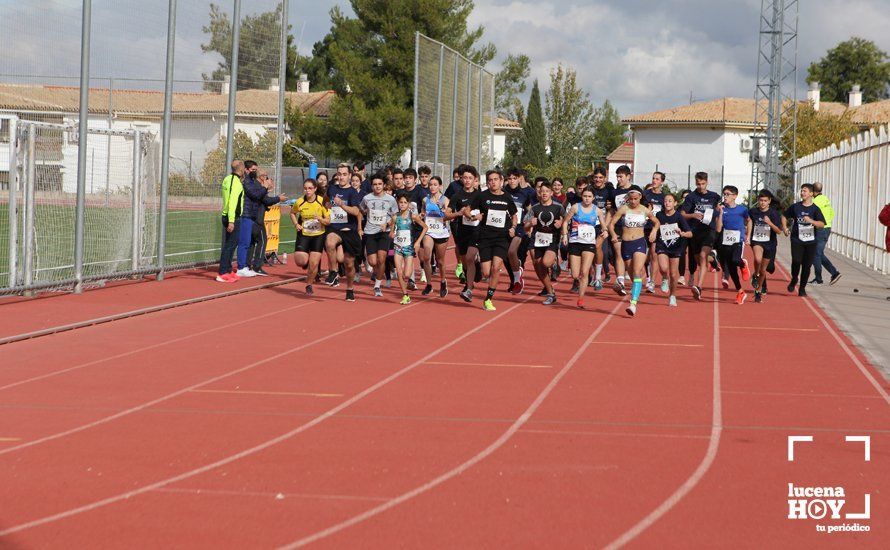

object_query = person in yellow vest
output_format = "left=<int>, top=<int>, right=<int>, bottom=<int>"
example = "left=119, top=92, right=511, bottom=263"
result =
left=217, top=160, right=245, bottom=282
left=812, top=182, right=842, bottom=285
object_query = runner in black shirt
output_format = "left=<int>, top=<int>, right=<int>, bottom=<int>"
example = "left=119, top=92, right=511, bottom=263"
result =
left=448, top=166, right=481, bottom=285
left=527, top=181, right=565, bottom=304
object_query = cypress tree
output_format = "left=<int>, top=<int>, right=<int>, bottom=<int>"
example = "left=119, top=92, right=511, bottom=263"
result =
left=520, top=80, right=547, bottom=171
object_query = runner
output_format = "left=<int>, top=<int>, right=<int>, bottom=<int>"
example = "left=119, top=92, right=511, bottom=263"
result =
left=359, top=174, right=398, bottom=297
left=609, top=186, right=660, bottom=316
left=610, top=165, right=635, bottom=293
left=681, top=172, right=722, bottom=300
left=655, top=193, right=692, bottom=306
left=677, top=189, right=691, bottom=286
left=527, top=181, right=565, bottom=304
left=325, top=163, right=363, bottom=301
left=562, top=188, right=607, bottom=309
left=715, top=185, right=752, bottom=304
left=644, top=171, right=667, bottom=293
left=783, top=183, right=826, bottom=297
left=505, top=168, right=536, bottom=294
left=448, top=166, right=482, bottom=288
left=391, top=195, right=428, bottom=305
left=290, top=179, right=330, bottom=295
left=418, top=165, right=432, bottom=190
left=589, top=167, right=613, bottom=285
left=460, top=169, right=518, bottom=311
left=419, top=176, right=452, bottom=298
left=747, top=189, right=785, bottom=303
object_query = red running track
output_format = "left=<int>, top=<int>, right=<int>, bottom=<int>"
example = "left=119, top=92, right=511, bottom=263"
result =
left=0, top=257, right=887, bottom=548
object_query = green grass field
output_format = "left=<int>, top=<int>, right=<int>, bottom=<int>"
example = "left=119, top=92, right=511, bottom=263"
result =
left=0, top=204, right=298, bottom=288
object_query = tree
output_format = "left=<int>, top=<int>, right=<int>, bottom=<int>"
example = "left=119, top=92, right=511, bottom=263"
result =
left=495, top=53, right=530, bottom=119
left=516, top=80, right=547, bottom=171
left=807, top=37, right=890, bottom=103
left=290, top=0, right=495, bottom=162
left=589, top=100, right=627, bottom=165
left=201, top=3, right=288, bottom=92
left=782, top=103, right=860, bottom=163
left=200, top=130, right=279, bottom=185
left=545, top=65, right=596, bottom=170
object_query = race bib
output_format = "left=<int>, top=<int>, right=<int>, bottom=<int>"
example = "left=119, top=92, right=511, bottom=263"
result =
left=577, top=224, right=597, bottom=244
left=659, top=223, right=680, bottom=242
left=651, top=203, right=662, bottom=215
left=426, top=218, right=444, bottom=234
left=625, top=212, right=646, bottom=228
left=614, top=194, right=627, bottom=208
left=798, top=224, right=815, bottom=242
left=513, top=200, right=525, bottom=213
left=753, top=224, right=771, bottom=242
left=722, top=229, right=741, bottom=246
left=395, top=229, right=412, bottom=247
left=700, top=207, right=714, bottom=226
left=368, top=209, right=387, bottom=226
left=462, top=209, right=480, bottom=226
left=302, top=218, right=321, bottom=233
left=331, top=206, right=348, bottom=224
left=534, top=232, right=554, bottom=247
left=486, top=209, right=507, bottom=228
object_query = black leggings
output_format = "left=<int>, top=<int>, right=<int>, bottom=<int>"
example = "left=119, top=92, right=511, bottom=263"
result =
left=718, top=243, right=744, bottom=290
left=790, top=240, right=817, bottom=292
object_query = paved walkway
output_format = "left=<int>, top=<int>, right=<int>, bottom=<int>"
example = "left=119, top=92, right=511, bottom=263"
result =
left=777, top=245, right=890, bottom=380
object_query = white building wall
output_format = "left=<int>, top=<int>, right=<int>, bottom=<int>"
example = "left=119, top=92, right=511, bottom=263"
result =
left=631, top=126, right=727, bottom=193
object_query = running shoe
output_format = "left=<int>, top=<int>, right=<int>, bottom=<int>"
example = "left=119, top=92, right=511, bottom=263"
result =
left=254, top=268, right=269, bottom=277
left=325, top=271, right=338, bottom=286
left=306, top=284, right=314, bottom=296
left=736, top=290, right=747, bottom=305
left=455, top=263, right=464, bottom=279
left=787, top=278, right=797, bottom=293
left=762, top=279, right=769, bottom=295
left=626, top=303, right=637, bottom=316
left=407, top=279, right=417, bottom=291
left=660, top=279, right=669, bottom=293
left=754, top=291, right=762, bottom=303
left=353, top=273, right=361, bottom=284
left=420, top=271, right=427, bottom=283
left=588, top=276, right=596, bottom=288
left=236, top=267, right=257, bottom=278
left=482, top=299, right=496, bottom=311
left=593, top=280, right=603, bottom=291
left=668, top=295, right=678, bottom=307
left=576, top=299, right=584, bottom=309
left=460, top=288, right=473, bottom=303
left=537, top=288, right=549, bottom=297
left=551, top=263, right=561, bottom=281
left=830, top=272, right=842, bottom=285
left=559, top=260, right=569, bottom=271
left=570, top=279, right=580, bottom=294
left=692, top=285, right=702, bottom=301
left=385, top=277, right=392, bottom=288
left=709, top=250, right=721, bottom=271
left=604, top=272, right=612, bottom=283
left=751, top=275, right=759, bottom=289
left=510, top=280, right=521, bottom=294
left=543, top=294, right=557, bottom=305
left=721, top=278, right=729, bottom=290
left=458, top=273, right=467, bottom=284
left=646, top=281, right=655, bottom=294
left=215, top=275, right=234, bottom=283
left=400, top=294, right=411, bottom=305
left=345, top=289, right=355, bottom=302
left=740, top=259, right=751, bottom=281
left=613, top=281, right=627, bottom=296
left=798, top=289, right=807, bottom=297
left=373, top=287, right=383, bottom=298
left=810, top=279, right=823, bottom=285
left=517, top=274, right=525, bottom=294
left=439, top=281, right=448, bottom=298
left=677, top=275, right=686, bottom=286
left=422, top=283, right=433, bottom=296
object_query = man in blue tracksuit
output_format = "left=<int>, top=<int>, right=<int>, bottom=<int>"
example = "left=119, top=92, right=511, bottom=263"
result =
left=236, top=160, right=265, bottom=277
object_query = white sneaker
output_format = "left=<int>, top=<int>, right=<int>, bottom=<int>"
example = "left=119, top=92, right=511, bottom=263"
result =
left=236, top=268, right=257, bottom=278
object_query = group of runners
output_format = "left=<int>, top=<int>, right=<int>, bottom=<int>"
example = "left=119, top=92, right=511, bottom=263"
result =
left=284, top=161, right=835, bottom=316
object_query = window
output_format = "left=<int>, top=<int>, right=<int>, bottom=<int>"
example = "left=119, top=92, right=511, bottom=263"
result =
left=0, top=118, right=9, bottom=143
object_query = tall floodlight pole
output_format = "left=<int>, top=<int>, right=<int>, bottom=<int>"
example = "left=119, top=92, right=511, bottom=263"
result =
left=225, top=0, right=241, bottom=171
left=156, top=0, right=177, bottom=281
left=73, top=0, right=92, bottom=294
left=751, top=0, right=798, bottom=199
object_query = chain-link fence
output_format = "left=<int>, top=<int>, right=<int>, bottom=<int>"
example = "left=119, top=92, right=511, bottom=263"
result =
left=413, top=33, right=495, bottom=180
left=1, top=0, right=289, bottom=295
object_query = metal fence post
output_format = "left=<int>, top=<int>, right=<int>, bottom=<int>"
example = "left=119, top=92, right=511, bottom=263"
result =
left=433, top=44, right=444, bottom=176
left=225, top=0, right=241, bottom=172
left=23, top=124, right=36, bottom=291
left=489, top=76, right=495, bottom=168
left=477, top=66, right=483, bottom=168
left=6, top=117, right=17, bottom=289
left=274, top=0, right=288, bottom=183
left=105, top=77, right=113, bottom=208
left=465, top=63, right=471, bottom=164
left=131, top=130, right=142, bottom=271
left=73, top=0, right=92, bottom=294
left=156, top=0, right=177, bottom=281
left=411, top=31, right=420, bottom=169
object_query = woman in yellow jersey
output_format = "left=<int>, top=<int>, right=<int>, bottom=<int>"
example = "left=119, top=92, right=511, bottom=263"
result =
left=290, top=179, right=330, bottom=295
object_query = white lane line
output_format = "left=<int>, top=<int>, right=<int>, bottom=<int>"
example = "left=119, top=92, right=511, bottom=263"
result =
left=605, top=279, right=723, bottom=549
left=0, top=297, right=532, bottom=536
left=281, top=298, right=625, bottom=548
left=152, top=486, right=389, bottom=503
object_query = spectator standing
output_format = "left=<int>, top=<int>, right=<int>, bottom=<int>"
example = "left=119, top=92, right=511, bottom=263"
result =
left=249, top=169, right=286, bottom=275
left=811, top=182, right=842, bottom=285
left=216, top=160, right=245, bottom=282
left=880, top=203, right=890, bottom=252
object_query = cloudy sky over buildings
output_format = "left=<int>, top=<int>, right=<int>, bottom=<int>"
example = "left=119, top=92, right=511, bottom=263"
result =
left=3, top=0, right=889, bottom=118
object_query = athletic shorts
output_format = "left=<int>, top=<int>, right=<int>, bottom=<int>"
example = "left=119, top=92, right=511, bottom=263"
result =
left=394, top=244, right=415, bottom=257
left=454, top=227, right=478, bottom=256
left=751, top=241, right=777, bottom=255
left=295, top=233, right=325, bottom=254
left=568, top=242, right=596, bottom=256
left=333, top=229, right=363, bottom=257
left=621, top=237, right=648, bottom=261
left=365, top=232, right=392, bottom=255
left=424, top=235, right=450, bottom=246
left=533, top=247, right=558, bottom=260
left=656, top=242, right=685, bottom=259
left=690, top=228, right=717, bottom=254
left=477, top=235, right=508, bottom=263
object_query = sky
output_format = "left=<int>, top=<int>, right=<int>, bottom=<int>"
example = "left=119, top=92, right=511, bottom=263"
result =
left=1, top=0, right=889, bottom=119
